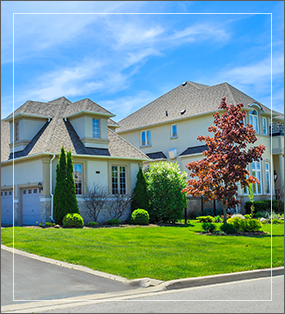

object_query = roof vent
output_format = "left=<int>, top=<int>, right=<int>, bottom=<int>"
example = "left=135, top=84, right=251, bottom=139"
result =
left=181, top=109, right=186, bottom=115
left=166, top=111, right=168, bottom=117
left=182, top=82, right=187, bottom=86
left=169, top=148, right=177, bottom=159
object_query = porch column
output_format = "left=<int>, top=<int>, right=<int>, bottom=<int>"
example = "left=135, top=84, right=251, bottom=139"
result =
left=278, top=154, right=284, bottom=188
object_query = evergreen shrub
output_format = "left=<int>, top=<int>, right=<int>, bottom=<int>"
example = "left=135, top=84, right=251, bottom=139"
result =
left=144, top=162, right=187, bottom=223
left=131, top=209, right=150, bottom=225
left=202, top=222, right=216, bottom=233
left=87, top=221, right=98, bottom=227
left=220, top=223, right=237, bottom=234
left=104, top=219, right=121, bottom=225
left=62, top=213, right=84, bottom=228
left=196, top=216, right=215, bottom=223
left=131, top=167, right=149, bottom=212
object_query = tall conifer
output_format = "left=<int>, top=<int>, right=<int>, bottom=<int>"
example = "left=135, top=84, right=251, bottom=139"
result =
left=66, top=150, right=79, bottom=215
left=131, top=167, right=149, bottom=211
left=54, top=147, right=67, bottom=224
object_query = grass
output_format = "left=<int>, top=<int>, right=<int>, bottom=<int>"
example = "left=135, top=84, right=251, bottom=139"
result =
left=1, top=222, right=284, bottom=281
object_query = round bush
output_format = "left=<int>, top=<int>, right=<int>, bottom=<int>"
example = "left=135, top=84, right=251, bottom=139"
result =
left=227, top=217, right=243, bottom=230
left=87, top=221, right=98, bottom=227
left=62, top=213, right=84, bottom=228
left=202, top=222, right=216, bottom=233
left=131, top=209, right=150, bottom=225
left=239, top=218, right=262, bottom=231
left=104, top=219, right=120, bottom=225
left=220, top=223, right=237, bottom=234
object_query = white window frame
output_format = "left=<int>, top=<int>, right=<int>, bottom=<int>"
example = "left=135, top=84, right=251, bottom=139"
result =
left=262, top=117, right=268, bottom=135
left=171, top=124, right=178, bottom=138
left=249, top=110, right=259, bottom=133
left=141, top=130, right=151, bottom=147
left=111, top=165, right=126, bottom=195
left=265, top=162, right=270, bottom=194
left=74, top=163, right=83, bottom=195
left=92, top=118, right=100, bottom=138
left=252, top=161, right=262, bottom=195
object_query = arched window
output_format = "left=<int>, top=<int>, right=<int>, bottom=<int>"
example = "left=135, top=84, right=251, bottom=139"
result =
left=249, top=109, right=259, bottom=133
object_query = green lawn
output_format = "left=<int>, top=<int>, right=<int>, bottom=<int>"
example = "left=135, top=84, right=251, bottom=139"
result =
left=1, top=222, right=284, bottom=281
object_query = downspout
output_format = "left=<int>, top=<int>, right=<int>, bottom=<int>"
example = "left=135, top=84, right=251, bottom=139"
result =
left=50, top=154, right=56, bottom=222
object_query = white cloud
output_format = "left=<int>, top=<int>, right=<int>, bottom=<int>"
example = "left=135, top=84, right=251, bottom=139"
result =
left=99, top=91, right=158, bottom=122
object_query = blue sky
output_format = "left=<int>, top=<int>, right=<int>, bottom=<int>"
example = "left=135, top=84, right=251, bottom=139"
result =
left=1, top=1, right=284, bottom=122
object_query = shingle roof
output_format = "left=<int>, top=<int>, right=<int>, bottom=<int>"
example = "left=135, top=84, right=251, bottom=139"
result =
left=117, top=81, right=283, bottom=133
left=146, top=151, right=167, bottom=160
left=179, top=145, right=209, bottom=156
left=1, top=97, right=149, bottom=162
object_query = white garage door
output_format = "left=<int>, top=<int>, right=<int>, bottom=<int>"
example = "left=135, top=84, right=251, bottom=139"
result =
left=22, top=188, right=41, bottom=225
left=1, top=190, right=13, bottom=225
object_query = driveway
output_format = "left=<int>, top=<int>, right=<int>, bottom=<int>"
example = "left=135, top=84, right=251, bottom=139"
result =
left=1, top=248, right=134, bottom=306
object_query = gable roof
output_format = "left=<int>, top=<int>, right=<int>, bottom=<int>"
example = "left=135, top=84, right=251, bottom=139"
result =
left=1, top=97, right=149, bottom=162
left=117, top=81, right=284, bottom=133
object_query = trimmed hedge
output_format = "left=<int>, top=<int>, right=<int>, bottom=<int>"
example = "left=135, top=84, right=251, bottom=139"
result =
left=196, top=216, right=215, bottom=223
left=202, top=222, right=216, bottom=233
left=227, top=217, right=262, bottom=232
left=245, top=200, right=284, bottom=214
left=87, top=221, right=98, bottom=227
left=131, top=209, right=150, bottom=225
left=62, top=213, right=84, bottom=228
left=104, top=219, right=120, bottom=226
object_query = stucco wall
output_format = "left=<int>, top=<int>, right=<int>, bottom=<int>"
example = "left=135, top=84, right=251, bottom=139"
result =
left=1, top=159, right=43, bottom=189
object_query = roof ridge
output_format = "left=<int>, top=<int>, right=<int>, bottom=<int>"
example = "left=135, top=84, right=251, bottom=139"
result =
left=118, top=83, right=186, bottom=124
left=108, top=128, right=149, bottom=159
left=48, top=96, right=72, bottom=103
left=223, top=82, right=237, bottom=105
left=72, top=98, right=114, bottom=116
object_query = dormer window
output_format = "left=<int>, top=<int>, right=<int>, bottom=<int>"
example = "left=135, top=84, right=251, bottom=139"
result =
left=92, top=118, right=100, bottom=138
left=15, top=122, right=19, bottom=141
left=249, top=110, right=259, bottom=133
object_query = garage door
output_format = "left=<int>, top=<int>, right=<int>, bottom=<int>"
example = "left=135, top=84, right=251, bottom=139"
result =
left=22, top=188, right=41, bottom=225
left=1, top=190, right=13, bottom=225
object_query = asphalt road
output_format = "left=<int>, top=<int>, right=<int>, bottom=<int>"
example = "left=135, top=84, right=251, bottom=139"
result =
left=42, top=275, right=284, bottom=313
left=1, top=249, right=134, bottom=306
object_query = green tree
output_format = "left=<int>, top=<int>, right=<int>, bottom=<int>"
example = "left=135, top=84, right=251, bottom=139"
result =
left=54, top=147, right=67, bottom=224
left=66, top=151, right=79, bottom=215
left=144, top=162, right=188, bottom=223
left=131, top=167, right=149, bottom=212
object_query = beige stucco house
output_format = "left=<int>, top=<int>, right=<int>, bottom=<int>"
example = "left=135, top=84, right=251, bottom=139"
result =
left=117, top=81, right=284, bottom=214
left=1, top=97, right=149, bottom=226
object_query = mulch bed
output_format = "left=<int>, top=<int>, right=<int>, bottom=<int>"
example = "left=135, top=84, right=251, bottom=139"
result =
left=197, top=231, right=269, bottom=236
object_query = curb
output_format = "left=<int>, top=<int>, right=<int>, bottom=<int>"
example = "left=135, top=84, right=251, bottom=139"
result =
left=160, top=267, right=284, bottom=290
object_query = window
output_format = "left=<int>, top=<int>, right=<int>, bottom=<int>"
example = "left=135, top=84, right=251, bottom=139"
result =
left=33, top=189, right=38, bottom=194
left=112, top=166, right=126, bottom=194
left=252, top=161, right=262, bottom=195
left=249, top=110, right=259, bottom=133
left=15, top=122, right=19, bottom=141
left=262, top=117, right=268, bottom=135
left=74, top=164, right=82, bottom=195
left=265, top=162, right=270, bottom=194
left=141, top=130, right=151, bottom=146
left=171, top=125, right=178, bottom=138
left=92, top=119, right=100, bottom=138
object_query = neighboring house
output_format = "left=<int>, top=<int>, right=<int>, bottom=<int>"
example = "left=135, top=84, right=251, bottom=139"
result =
left=1, top=97, right=149, bottom=226
left=117, top=81, right=284, bottom=214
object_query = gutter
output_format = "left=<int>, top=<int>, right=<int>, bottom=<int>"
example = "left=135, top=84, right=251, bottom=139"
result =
left=50, top=154, right=56, bottom=222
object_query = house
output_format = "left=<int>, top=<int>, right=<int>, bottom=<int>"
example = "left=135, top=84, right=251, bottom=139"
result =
left=1, top=97, right=149, bottom=226
left=116, top=81, right=284, bottom=214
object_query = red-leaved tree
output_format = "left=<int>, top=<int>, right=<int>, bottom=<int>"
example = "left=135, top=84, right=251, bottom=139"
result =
left=182, top=97, right=265, bottom=223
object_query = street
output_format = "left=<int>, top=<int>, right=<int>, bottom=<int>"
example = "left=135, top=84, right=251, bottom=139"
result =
left=42, top=275, right=284, bottom=313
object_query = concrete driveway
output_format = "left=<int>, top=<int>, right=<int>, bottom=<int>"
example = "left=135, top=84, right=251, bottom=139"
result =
left=1, top=248, right=135, bottom=306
